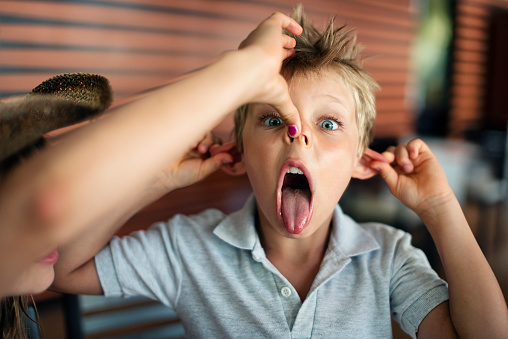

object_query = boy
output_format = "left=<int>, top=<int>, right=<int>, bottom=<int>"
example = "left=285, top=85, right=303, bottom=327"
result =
left=52, top=8, right=508, bottom=339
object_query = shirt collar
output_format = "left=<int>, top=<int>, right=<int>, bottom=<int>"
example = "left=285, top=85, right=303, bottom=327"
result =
left=213, top=195, right=259, bottom=250
left=213, top=195, right=380, bottom=257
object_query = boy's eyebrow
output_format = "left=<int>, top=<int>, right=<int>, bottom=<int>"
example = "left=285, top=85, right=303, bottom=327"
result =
left=251, top=103, right=276, bottom=112
left=317, top=94, right=354, bottom=116
left=319, top=94, right=351, bottom=107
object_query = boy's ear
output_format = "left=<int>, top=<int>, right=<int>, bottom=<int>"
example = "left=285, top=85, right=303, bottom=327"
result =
left=221, top=157, right=246, bottom=176
left=352, top=148, right=387, bottom=180
left=210, top=142, right=246, bottom=176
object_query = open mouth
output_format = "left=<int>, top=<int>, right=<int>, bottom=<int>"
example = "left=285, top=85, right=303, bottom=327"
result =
left=277, top=161, right=314, bottom=234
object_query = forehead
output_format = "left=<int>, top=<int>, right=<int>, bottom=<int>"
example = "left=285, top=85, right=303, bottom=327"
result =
left=250, top=69, right=356, bottom=118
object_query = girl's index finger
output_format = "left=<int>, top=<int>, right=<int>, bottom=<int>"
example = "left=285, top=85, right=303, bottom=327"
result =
left=268, top=12, right=302, bottom=36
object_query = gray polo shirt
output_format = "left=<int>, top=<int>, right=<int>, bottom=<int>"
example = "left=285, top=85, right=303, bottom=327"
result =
left=96, top=196, right=448, bottom=338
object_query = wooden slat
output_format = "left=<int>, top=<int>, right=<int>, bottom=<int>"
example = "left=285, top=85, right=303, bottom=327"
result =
left=454, top=38, right=487, bottom=52
left=450, top=107, right=483, bottom=120
left=0, top=49, right=209, bottom=72
left=0, top=73, right=178, bottom=100
left=369, top=71, right=408, bottom=84
left=453, top=49, right=487, bottom=63
left=0, top=1, right=256, bottom=38
left=447, top=0, right=508, bottom=137
left=376, top=85, right=408, bottom=98
left=99, top=0, right=287, bottom=20
left=455, top=14, right=488, bottom=29
left=456, top=3, right=489, bottom=16
left=451, top=84, right=484, bottom=97
left=453, top=61, right=486, bottom=74
left=454, top=26, right=488, bottom=40
left=452, top=73, right=485, bottom=86
left=376, top=98, right=408, bottom=112
left=362, top=57, right=410, bottom=71
left=0, top=24, right=237, bottom=55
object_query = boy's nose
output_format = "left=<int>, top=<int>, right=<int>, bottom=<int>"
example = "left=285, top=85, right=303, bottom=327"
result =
left=286, top=125, right=311, bottom=147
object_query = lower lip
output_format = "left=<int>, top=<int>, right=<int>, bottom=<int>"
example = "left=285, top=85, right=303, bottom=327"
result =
left=38, top=250, right=59, bottom=266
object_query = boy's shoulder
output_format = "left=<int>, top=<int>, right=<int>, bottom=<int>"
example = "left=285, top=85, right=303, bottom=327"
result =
left=336, top=209, right=416, bottom=256
left=164, top=207, right=228, bottom=233
left=357, top=220, right=409, bottom=243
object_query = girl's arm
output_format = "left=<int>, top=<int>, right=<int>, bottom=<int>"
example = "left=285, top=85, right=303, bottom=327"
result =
left=371, top=138, right=508, bottom=338
left=0, top=13, right=302, bottom=297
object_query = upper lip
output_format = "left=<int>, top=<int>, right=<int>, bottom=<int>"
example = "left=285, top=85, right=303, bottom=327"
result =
left=276, top=159, right=314, bottom=226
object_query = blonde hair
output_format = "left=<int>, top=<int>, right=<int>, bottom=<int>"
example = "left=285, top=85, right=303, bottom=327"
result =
left=234, top=6, right=379, bottom=154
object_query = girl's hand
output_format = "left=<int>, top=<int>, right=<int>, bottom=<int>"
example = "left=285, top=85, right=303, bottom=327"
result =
left=238, top=12, right=303, bottom=137
left=369, top=138, right=455, bottom=218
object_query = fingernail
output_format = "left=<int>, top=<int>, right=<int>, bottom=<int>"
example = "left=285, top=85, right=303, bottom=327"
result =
left=288, top=125, right=298, bottom=137
left=403, top=164, right=412, bottom=173
left=222, top=159, right=233, bottom=165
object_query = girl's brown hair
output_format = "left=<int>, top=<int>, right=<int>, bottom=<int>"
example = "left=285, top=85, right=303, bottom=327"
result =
left=1, top=296, right=41, bottom=339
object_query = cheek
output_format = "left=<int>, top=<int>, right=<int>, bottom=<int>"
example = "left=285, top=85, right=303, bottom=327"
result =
left=317, top=136, right=357, bottom=167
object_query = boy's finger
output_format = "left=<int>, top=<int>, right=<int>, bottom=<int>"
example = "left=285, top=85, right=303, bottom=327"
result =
left=370, top=161, right=398, bottom=191
left=209, top=141, right=236, bottom=157
left=381, top=151, right=395, bottom=163
left=385, top=146, right=396, bottom=154
left=407, top=138, right=425, bottom=159
left=395, top=144, right=413, bottom=173
left=197, top=153, right=233, bottom=180
left=197, top=133, right=212, bottom=153
left=198, top=132, right=222, bottom=154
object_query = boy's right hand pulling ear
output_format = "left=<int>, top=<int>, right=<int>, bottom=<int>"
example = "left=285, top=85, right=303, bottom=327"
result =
left=238, top=13, right=303, bottom=137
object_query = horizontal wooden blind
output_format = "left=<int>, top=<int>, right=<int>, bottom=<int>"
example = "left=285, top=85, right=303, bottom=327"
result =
left=0, top=0, right=416, bottom=141
left=450, top=0, right=508, bottom=137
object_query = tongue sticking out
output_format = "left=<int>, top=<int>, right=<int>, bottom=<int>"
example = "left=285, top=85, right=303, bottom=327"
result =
left=281, top=173, right=311, bottom=234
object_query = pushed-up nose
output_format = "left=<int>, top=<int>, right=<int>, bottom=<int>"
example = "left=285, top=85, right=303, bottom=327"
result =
left=286, top=125, right=311, bottom=147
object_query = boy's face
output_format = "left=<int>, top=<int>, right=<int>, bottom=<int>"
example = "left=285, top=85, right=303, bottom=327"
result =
left=242, top=70, right=364, bottom=239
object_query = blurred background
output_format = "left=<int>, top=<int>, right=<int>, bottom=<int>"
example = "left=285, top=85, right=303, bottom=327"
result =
left=1, top=0, right=507, bottom=338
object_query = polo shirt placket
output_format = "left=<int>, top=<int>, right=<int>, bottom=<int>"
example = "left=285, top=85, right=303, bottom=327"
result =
left=251, top=232, right=357, bottom=338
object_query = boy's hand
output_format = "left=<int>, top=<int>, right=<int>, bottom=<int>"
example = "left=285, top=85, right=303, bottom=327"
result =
left=153, top=132, right=234, bottom=193
left=239, top=12, right=303, bottom=137
left=369, top=138, right=455, bottom=218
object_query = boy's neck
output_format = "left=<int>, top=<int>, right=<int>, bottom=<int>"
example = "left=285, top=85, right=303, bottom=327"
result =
left=255, top=210, right=333, bottom=301
left=255, top=211, right=332, bottom=264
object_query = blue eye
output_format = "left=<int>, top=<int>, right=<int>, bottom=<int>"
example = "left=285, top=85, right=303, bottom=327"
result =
left=263, top=116, right=284, bottom=127
left=319, top=119, right=339, bottom=130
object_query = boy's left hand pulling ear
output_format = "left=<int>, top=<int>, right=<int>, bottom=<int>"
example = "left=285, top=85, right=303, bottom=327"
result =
left=369, top=138, right=455, bottom=218
left=156, top=132, right=233, bottom=192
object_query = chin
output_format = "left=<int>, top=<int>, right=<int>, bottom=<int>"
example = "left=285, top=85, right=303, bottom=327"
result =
left=27, top=267, right=55, bottom=296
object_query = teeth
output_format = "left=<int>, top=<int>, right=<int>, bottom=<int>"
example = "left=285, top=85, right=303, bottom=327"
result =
left=287, top=167, right=304, bottom=175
